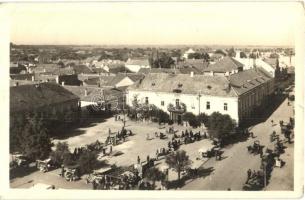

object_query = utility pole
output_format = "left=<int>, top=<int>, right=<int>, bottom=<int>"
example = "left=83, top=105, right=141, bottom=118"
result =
left=198, top=90, right=202, bottom=115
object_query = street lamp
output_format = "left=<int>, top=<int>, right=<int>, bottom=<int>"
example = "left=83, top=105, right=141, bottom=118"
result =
left=197, top=90, right=202, bottom=115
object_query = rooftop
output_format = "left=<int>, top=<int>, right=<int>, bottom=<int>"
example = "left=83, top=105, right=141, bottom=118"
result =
left=203, top=57, right=244, bottom=73
left=229, top=68, right=273, bottom=95
left=129, top=73, right=237, bottom=97
left=10, top=82, right=79, bottom=113
left=63, top=85, right=123, bottom=102
left=126, top=59, right=150, bottom=66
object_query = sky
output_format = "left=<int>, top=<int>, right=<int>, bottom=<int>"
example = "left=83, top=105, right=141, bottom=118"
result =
left=7, top=2, right=301, bottom=46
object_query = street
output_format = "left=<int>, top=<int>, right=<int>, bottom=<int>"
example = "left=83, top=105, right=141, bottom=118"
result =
left=182, top=96, right=294, bottom=190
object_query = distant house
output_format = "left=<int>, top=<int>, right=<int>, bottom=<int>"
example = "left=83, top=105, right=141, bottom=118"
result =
left=202, top=57, right=244, bottom=76
left=99, top=73, right=144, bottom=89
left=234, top=54, right=276, bottom=78
left=182, top=48, right=196, bottom=59
left=125, top=58, right=150, bottom=73
left=63, top=85, right=124, bottom=112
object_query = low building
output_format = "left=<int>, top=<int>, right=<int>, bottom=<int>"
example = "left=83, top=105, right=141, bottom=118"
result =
left=125, top=58, right=150, bottom=73
left=202, top=57, right=243, bottom=76
left=10, top=82, right=80, bottom=126
left=234, top=52, right=276, bottom=78
left=182, top=48, right=196, bottom=59
left=63, top=86, right=124, bottom=112
left=126, top=68, right=274, bottom=125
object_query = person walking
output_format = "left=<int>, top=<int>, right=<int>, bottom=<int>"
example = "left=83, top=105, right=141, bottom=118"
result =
left=260, top=147, right=263, bottom=158
left=247, top=169, right=252, bottom=183
left=137, top=156, right=140, bottom=164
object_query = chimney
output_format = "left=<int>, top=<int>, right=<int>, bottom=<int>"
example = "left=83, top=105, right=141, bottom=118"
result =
left=31, top=75, right=35, bottom=82
left=61, top=81, right=65, bottom=86
left=84, top=89, right=88, bottom=96
left=190, top=71, right=194, bottom=77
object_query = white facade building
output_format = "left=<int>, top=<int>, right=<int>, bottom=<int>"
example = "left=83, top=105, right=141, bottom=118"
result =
left=126, top=70, right=274, bottom=125
left=234, top=52, right=276, bottom=77
left=183, top=48, right=196, bottom=59
left=125, top=58, right=150, bottom=73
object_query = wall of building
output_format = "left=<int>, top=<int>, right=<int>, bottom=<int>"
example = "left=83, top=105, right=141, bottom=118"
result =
left=126, top=90, right=239, bottom=123
left=115, top=77, right=134, bottom=88
left=238, top=79, right=274, bottom=122
left=125, top=64, right=150, bottom=73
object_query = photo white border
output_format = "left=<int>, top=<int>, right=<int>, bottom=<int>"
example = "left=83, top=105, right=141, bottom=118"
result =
left=0, top=1, right=303, bottom=199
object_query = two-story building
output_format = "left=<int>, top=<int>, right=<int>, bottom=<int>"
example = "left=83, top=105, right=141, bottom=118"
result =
left=126, top=68, right=273, bottom=125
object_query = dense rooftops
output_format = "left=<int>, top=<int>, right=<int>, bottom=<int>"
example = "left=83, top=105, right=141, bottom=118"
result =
left=203, top=57, right=244, bottom=73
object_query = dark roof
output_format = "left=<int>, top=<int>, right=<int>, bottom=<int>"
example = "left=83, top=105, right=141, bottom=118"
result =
left=203, top=57, right=243, bottom=73
left=10, top=82, right=79, bottom=113
left=10, top=73, right=34, bottom=81
left=83, top=77, right=100, bottom=86
left=129, top=73, right=237, bottom=97
left=229, top=68, right=272, bottom=95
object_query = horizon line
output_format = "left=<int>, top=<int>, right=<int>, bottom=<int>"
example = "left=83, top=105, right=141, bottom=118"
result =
left=11, top=43, right=294, bottom=48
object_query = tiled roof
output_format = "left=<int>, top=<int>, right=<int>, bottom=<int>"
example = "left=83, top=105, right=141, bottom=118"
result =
left=126, top=59, right=150, bottom=66
left=63, top=86, right=122, bottom=102
left=129, top=73, right=237, bottom=97
left=72, top=65, right=94, bottom=74
left=10, top=82, right=79, bottom=113
left=202, top=57, right=243, bottom=73
left=83, top=77, right=100, bottom=86
left=228, top=68, right=272, bottom=95
left=137, top=68, right=176, bottom=74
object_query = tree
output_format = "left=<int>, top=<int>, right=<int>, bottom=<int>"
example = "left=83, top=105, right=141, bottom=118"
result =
left=197, top=113, right=209, bottom=126
left=77, top=150, right=99, bottom=175
left=10, top=114, right=27, bottom=153
left=240, top=52, right=247, bottom=58
left=149, top=52, right=175, bottom=68
left=145, top=167, right=165, bottom=187
left=50, top=142, right=71, bottom=166
left=19, top=113, right=53, bottom=160
left=227, top=48, right=236, bottom=57
left=165, top=150, right=191, bottom=180
left=182, top=112, right=200, bottom=128
left=206, top=112, right=236, bottom=140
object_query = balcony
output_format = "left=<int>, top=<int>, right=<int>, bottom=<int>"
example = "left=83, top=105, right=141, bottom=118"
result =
left=167, top=103, right=186, bottom=113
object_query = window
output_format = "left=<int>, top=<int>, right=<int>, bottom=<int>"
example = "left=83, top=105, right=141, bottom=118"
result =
left=145, top=97, right=149, bottom=105
left=206, top=101, right=210, bottom=110
left=161, top=101, right=164, bottom=106
left=175, top=99, right=180, bottom=107
left=224, top=103, right=228, bottom=111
